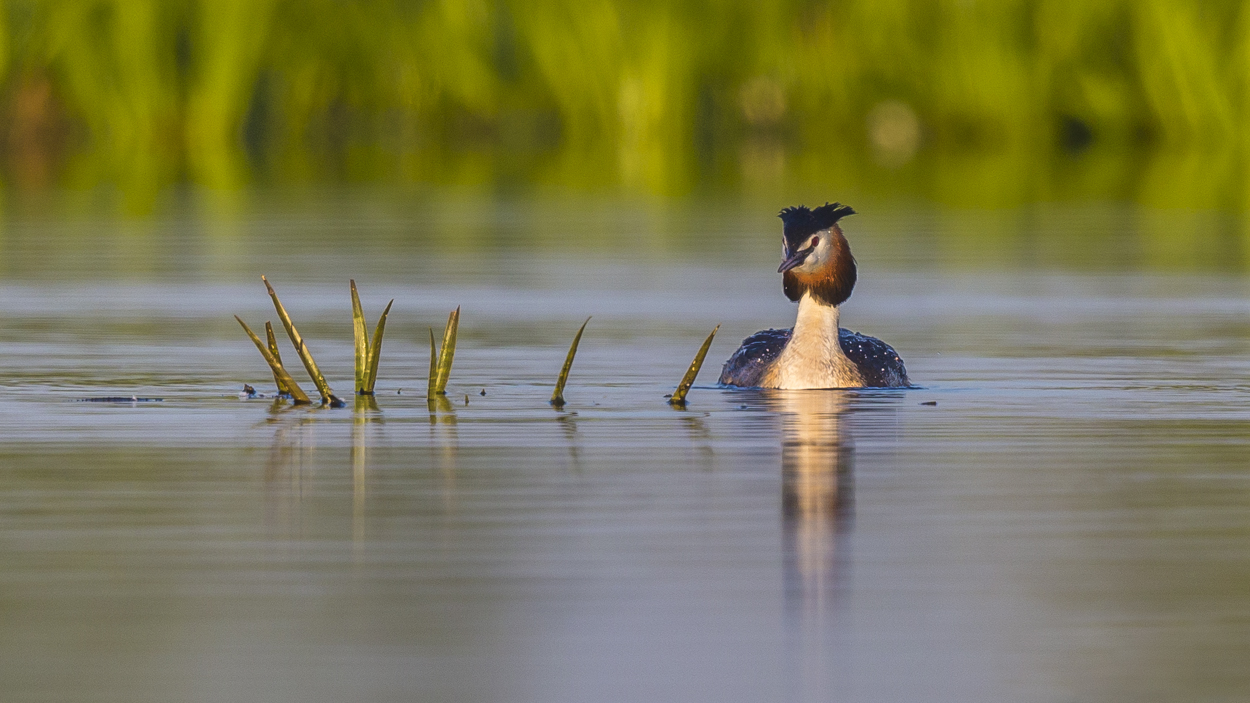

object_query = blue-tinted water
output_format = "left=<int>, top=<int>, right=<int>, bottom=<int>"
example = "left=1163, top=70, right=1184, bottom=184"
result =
left=0, top=197, right=1248, bottom=702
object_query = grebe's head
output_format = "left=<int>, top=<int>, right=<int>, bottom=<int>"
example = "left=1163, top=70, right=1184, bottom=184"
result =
left=777, top=202, right=857, bottom=306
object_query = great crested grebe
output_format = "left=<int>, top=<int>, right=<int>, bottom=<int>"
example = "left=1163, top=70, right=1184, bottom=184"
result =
left=719, top=202, right=910, bottom=389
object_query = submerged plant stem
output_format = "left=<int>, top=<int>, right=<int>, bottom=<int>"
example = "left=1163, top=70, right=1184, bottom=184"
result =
left=551, top=317, right=591, bottom=407
left=669, top=324, right=720, bottom=407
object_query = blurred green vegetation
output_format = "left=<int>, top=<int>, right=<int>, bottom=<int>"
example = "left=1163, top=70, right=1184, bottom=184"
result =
left=1, top=0, right=1250, bottom=210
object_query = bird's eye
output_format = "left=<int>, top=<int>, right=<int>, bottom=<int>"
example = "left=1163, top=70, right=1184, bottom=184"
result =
left=809, top=236, right=820, bottom=249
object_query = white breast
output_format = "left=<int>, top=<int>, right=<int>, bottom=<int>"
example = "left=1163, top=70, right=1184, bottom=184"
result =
left=762, top=293, right=866, bottom=389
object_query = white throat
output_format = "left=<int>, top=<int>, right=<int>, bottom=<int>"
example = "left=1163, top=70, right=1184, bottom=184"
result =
left=765, top=292, right=865, bottom=389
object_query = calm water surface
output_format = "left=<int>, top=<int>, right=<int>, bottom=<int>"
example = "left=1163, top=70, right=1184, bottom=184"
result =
left=1, top=199, right=1248, bottom=702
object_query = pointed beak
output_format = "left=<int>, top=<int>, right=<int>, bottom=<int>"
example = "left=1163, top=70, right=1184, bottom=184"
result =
left=778, top=246, right=813, bottom=273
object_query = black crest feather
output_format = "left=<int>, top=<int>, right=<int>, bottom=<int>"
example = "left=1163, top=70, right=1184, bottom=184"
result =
left=778, top=202, right=855, bottom=252
left=777, top=201, right=857, bottom=306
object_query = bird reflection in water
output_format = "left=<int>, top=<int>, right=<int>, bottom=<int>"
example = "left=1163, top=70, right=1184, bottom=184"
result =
left=772, top=389, right=854, bottom=699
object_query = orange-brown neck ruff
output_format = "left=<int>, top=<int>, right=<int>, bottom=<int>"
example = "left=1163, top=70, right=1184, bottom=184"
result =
left=783, top=226, right=857, bottom=307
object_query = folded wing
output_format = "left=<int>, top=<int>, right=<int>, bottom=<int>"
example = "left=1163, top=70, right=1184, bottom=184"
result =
left=719, top=327, right=909, bottom=388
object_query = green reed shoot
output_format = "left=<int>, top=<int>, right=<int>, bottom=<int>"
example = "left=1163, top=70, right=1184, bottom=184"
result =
left=427, top=307, right=460, bottom=399
left=262, top=275, right=344, bottom=407
left=235, top=316, right=312, bottom=404
left=364, top=300, right=392, bottom=395
left=351, top=281, right=368, bottom=393
left=436, top=307, right=461, bottom=394
left=350, top=280, right=393, bottom=395
left=264, top=321, right=294, bottom=397
left=669, top=324, right=719, bottom=407
left=550, top=317, right=591, bottom=407
left=427, top=328, right=438, bottom=398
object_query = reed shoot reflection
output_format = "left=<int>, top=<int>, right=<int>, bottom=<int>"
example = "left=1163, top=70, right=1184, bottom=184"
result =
left=352, top=395, right=382, bottom=550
